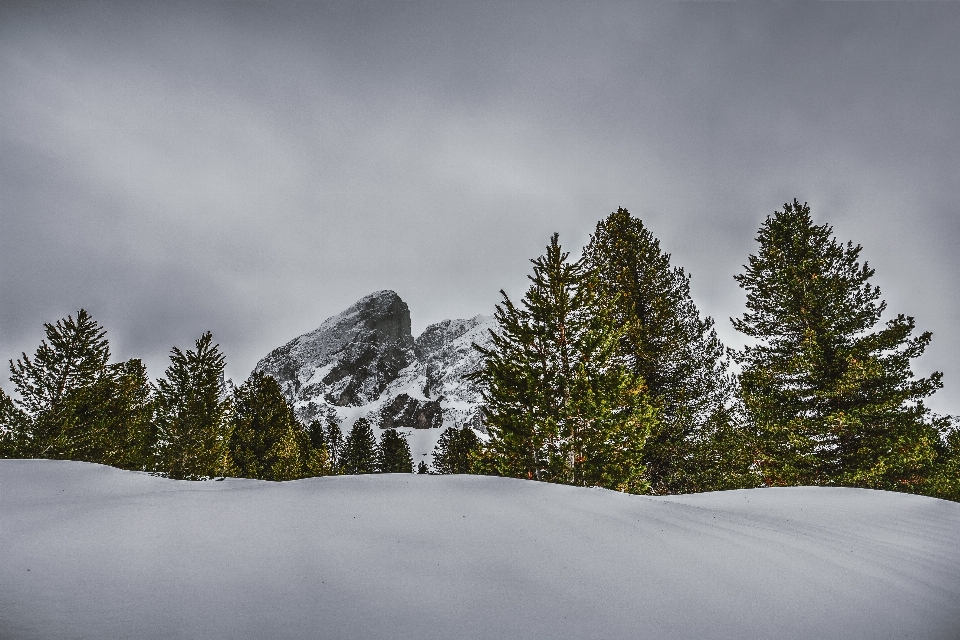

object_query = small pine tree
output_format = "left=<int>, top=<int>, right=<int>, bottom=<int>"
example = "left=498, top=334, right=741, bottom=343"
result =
left=0, top=388, right=26, bottom=458
left=377, top=428, right=414, bottom=473
left=305, top=419, right=333, bottom=477
left=733, top=200, right=947, bottom=493
left=229, top=371, right=307, bottom=480
left=931, top=428, right=960, bottom=502
left=341, top=417, right=378, bottom=474
left=472, top=233, right=657, bottom=492
left=269, top=422, right=305, bottom=481
left=417, top=460, right=429, bottom=474
left=325, top=414, right=344, bottom=473
left=305, top=438, right=331, bottom=477
left=432, top=426, right=481, bottom=474
left=155, top=332, right=232, bottom=480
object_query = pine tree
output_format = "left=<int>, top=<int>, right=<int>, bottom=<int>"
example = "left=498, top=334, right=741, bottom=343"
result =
left=7, top=309, right=112, bottom=458
left=432, top=425, right=481, bottom=474
left=733, top=200, right=947, bottom=493
left=341, top=417, right=378, bottom=474
left=304, top=437, right=331, bottom=478
left=931, top=429, right=960, bottom=502
left=377, top=428, right=414, bottom=473
left=269, top=422, right=306, bottom=481
left=0, top=388, right=26, bottom=457
left=306, top=419, right=334, bottom=476
left=582, top=208, right=750, bottom=493
left=417, top=460, right=429, bottom=474
left=56, top=358, right=156, bottom=471
left=325, top=413, right=345, bottom=473
left=155, top=332, right=232, bottom=480
left=472, top=233, right=657, bottom=492
left=229, top=371, right=308, bottom=480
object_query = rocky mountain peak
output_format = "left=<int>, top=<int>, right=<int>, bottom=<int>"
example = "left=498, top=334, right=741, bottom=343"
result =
left=252, top=291, right=495, bottom=457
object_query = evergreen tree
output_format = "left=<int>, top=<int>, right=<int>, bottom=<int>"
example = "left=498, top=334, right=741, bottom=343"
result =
left=432, top=425, right=481, bottom=474
left=325, top=413, right=345, bottom=473
left=417, top=460, right=429, bottom=474
left=0, top=388, right=26, bottom=457
left=269, top=422, right=306, bottom=481
left=7, top=309, right=111, bottom=458
left=155, top=332, right=232, bottom=480
left=733, top=200, right=947, bottom=493
left=56, top=358, right=156, bottom=471
left=472, top=233, right=657, bottom=492
left=377, top=428, right=414, bottom=473
left=229, top=371, right=308, bottom=480
left=341, top=417, right=377, bottom=474
left=306, top=419, right=334, bottom=476
left=304, top=437, right=331, bottom=478
left=931, top=428, right=960, bottom=502
left=583, top=208, right=751, bottom=493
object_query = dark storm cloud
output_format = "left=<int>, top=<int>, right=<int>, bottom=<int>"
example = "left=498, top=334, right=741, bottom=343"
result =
left=2, top=2, right=958, bottom=415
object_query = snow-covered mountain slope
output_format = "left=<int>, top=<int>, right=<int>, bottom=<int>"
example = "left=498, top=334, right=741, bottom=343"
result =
left=253, top=290, right=495, bottom=461
left=3, top=460, right=959, bottom=640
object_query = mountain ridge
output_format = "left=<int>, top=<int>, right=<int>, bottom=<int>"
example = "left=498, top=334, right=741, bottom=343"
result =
left=252, top=291, right=494, bottom=459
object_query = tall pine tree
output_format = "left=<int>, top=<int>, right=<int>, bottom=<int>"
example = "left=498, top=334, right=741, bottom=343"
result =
left=582, top=209, right=751, bottom=493
left=7, top=310, right=112, bottom=458
left=733, top=200, right=947, bottom=493
left=155, top=332, right=232, bottom=480
left=472, top=233, right=657, bottom=492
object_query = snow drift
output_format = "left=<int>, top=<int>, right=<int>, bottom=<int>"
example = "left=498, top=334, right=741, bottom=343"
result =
left=2, top=459, right=958, bottom=640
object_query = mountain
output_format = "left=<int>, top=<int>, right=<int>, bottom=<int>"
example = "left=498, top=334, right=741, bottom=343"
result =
left=252, top=291, right=495, bottom=458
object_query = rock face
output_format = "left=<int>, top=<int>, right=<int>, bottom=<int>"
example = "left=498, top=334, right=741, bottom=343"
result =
left=252, top=290, right=495, bottom=436
left=379, top=394, right=443, bottom=430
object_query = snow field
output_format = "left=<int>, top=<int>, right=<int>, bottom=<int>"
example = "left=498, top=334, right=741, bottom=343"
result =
left=1, top=459, right=958, bottom=640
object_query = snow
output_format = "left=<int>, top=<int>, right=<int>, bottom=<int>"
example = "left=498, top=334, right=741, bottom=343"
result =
left=252, top=290, right=493, bottom=442
left=2, top=460, right=958, bottom=640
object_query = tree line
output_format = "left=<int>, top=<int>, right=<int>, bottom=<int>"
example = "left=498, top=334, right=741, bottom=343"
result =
left=469, top=201, right=958, bottom=500
left=0, top=316, right=472, bottom=479
left=1, top=200, right=958, bottom=500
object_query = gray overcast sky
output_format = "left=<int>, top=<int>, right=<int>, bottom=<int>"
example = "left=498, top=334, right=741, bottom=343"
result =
left=2, top=1, right=959, bottom=417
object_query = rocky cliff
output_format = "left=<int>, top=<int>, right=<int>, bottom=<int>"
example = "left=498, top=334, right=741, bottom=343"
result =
left=252, top=291, right=494, bottom=444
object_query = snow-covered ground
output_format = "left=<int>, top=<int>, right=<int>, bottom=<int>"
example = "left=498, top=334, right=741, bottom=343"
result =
left=2, top=460, right=958, bottom=640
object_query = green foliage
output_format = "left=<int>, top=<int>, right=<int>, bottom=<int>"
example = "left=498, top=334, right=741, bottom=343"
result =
left=341, top=417, right=377, bottom=474
left=7, top=309, right=111, bottom=458
left=0, top=310, right=155, bottom=469
left=733, top=200, right=946, bottom=493
left=56, top=358, right=156, bottom=471
left=229, top=371, right=312, bottom=480
left=472, top=233, right=657, bottom=493
left=377, top=428, right=413, bottom=473
left=432, top=426, right=482, bottom=474
left=417, top=460, right=429, bottom=474
left=930, top=426, right=960, bottom=501
left=0, top=388, right=27, bottom=457
left=155, top=332, right=232, bottom=480
left=583, top=209, right=750, bottom=493
left=326, top=414, right=345, bottom=473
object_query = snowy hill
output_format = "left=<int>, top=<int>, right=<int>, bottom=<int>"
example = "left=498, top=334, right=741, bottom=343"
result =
left=252, top=290, right=495, bottom=463
left=2, top=460, right=959, bottom=640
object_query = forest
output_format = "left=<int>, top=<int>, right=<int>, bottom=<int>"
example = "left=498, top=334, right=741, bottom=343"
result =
left=2, top=201, right=958, bottom=501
